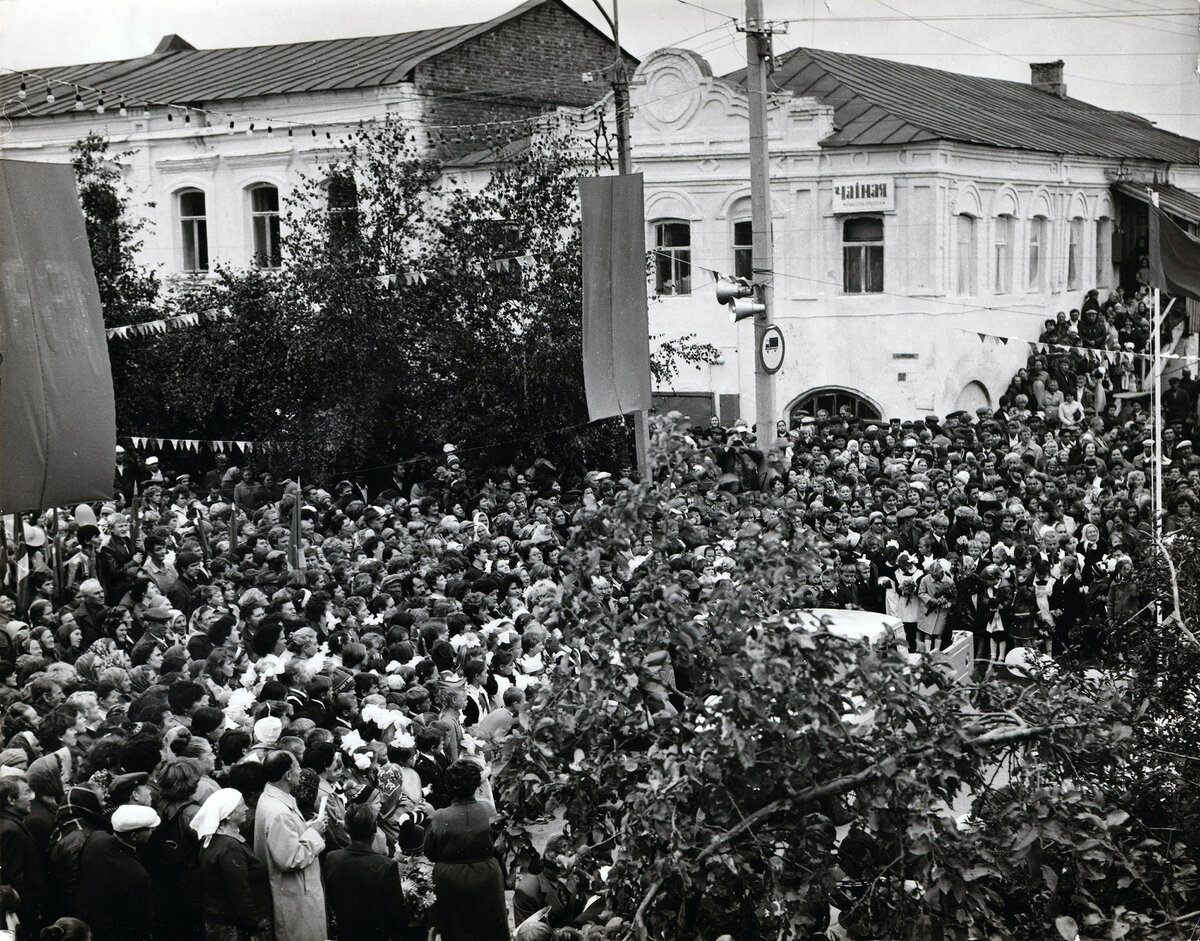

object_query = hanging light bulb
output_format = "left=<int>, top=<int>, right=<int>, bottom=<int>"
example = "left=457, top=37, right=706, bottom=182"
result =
left=167, top=110, right=174, bottom=121
left=95, top=97, right=105, bottom=114
left=184, top=111, right=191, bottom=124
left=228, top=120, right=235, bottom=134
left=118, top=99, right=127, bottom=117
left=44, top=81, right=55, bottom=104
left=142, top=105, right=151, bottom=118
left=266, top=125, right=273, bottom=135
left=311, top=128, right=317, bottom=137
left=286, top=127, right=293, bottom=137
left=246, top=123, right=254, bottom=135
left=17, top=77, right=26, bottom=100
left=74, top=88, right=84, bottom=110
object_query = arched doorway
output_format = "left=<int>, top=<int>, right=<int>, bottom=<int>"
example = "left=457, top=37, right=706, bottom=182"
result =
left=788, top=387, right=882, bottom=426
left=953, top=381, right=991, bottom=414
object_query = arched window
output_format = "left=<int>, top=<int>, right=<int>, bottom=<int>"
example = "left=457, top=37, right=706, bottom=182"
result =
left=956, top=213, right=978, bottom=295
left=994, top=214, right=1014, bottom=294
left=790, top=388, right=881, bottom=424
left=248, top=184, right=281, bottom=268
left=178, top=188, right=209, bottom=272
left=1027, top=215, right=1048, bottom=291
left=653, top=220, right=692, bottom=295
left=842, top=216, right=883, bottom=294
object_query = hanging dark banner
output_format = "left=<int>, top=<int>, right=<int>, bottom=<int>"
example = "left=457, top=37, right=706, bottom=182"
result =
left=0, top=159, right=116, bottom=513
left=580, top=173, right=652, bottom=421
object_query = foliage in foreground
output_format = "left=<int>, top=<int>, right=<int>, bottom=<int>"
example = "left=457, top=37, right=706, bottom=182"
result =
left=493, top=416, right=1200, bottom=941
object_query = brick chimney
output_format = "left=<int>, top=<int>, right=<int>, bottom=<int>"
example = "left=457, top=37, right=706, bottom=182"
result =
left=1030, top=60, right=1066, bottom=98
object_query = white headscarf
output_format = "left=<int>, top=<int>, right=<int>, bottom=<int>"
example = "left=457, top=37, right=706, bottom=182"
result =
left=191, top=787, right=243, bottom=847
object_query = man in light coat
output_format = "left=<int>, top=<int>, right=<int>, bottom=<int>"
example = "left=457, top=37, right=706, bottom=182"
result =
left=254, top=750, right=327, bottom=941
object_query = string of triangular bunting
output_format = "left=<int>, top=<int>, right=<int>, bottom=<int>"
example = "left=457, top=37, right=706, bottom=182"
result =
left=106, top=309, right=234, bottom=341
left=956, top=327, right=1196, bottom=363
left=372, top=253, right=539, bottom=289
left=125, top=436, right=261, bottom=453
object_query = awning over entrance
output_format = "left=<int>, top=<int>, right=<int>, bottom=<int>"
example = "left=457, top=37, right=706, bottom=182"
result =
left=1115, top=181, right=1200, bottom=226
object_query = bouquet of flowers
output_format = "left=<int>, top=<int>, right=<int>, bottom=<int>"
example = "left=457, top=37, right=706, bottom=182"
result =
left=396, top=853, right=437, bottom=925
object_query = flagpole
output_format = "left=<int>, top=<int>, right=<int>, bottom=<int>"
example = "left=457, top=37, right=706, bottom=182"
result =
left=1150, top=191, right=1164, bottom=552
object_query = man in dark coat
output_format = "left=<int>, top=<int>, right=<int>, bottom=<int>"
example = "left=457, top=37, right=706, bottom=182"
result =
left=324, top=805, right=408, bottom=940
left=113, top=446, right=137, bottom=503
left=0, top=776, right=47, bottom=939
left=98, top=514, right=140, bottom=606
left=75, top=804, right=159, bottom=941
left=70, top=578, right=109, bottom=649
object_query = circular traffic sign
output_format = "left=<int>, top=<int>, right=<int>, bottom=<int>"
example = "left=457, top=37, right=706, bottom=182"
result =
left=760, top=325, right=785, bottom=374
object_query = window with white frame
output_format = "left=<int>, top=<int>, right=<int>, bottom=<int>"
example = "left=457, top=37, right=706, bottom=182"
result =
left=1027, top=215, right=1047, bottom=291
left=249, top=184, right=282, bottom=269
left=653, top=220, right=692, bottom=295
left=1067, top=216, right=1084, bottom=290
left=994, top=214, right=1014, bottom=294
left=732, top=219, right=753, bottom=280
left=179, top=189, right=209, bottom=273
left=956, top=213, right=978, bottom=295
left=842, top=216, right=883, bottom=294
left=1095, top=217, right=1112, bottom=287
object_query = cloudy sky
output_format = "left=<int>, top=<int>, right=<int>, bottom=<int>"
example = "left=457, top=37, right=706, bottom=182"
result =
left=2, top=0, right=1198, bottom=137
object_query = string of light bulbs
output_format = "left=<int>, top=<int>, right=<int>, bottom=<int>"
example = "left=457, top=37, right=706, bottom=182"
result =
left=0, top=65, right=614, bottom=143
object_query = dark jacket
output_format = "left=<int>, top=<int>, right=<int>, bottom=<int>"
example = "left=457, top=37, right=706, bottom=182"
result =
left=71, top=600, right=109, bottom=649
left=198, top=832, right=272, bottom=933
left=0, top=808, right=47, bottom=929
left=75, top=831, right=155, bottom=941
left=324, top=841, right=407, bottom=940
left=98, top=536, right=139, bottom=606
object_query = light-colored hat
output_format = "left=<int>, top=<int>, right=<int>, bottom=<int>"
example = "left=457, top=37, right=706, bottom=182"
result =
left=253, top=716, right=283, bottom=746
left=112, top=804, right=161, bottom=833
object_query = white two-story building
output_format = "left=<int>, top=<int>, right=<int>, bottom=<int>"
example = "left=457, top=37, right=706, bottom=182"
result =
left=627, top=47, right=1200, bottom=426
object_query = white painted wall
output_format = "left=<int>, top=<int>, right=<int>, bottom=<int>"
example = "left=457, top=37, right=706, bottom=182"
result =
left=0, top=85, right=424, bottom=276
left=629, top=48, right=1199, bottom=424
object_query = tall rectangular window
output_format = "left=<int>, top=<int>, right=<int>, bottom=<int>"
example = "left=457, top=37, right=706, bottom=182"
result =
left=654, top=221, right=692, bottom=295
left=1095, top=217, right=1112, bottom=287
left=179, top=189, right=209, bottom=272
left=1067, top=217, right=1084, bottom=290
left=994, top=214, right=1013, bottom=294
left=1027, top=216, right=1047, bottom=291
left=250, top=185, right=282, bottom=268
left=956, top=214, right=977, bottom=295
left=327, top=171, right=360, bottom=257
left=842, top=216, right=884, bottom=294
left=733, top=219, right=753, bottom=280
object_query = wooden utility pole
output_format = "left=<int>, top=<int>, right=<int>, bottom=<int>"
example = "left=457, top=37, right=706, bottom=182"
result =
left=745, top=0, right=777, bottom=440
left=594, top=0, right=651, bottom=480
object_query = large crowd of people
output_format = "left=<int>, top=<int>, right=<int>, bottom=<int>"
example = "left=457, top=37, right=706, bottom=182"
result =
left=0, top=285, right=1196, bottom=941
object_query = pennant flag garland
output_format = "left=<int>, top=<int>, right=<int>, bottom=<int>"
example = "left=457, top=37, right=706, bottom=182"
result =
left=964, top=326, right=1191, bottom=362
left=122, top=436, right=262, bottom=453
left=106, top=308, right=233, bottom=342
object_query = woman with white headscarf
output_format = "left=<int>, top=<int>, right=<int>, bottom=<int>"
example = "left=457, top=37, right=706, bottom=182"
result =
left=193, top=788, right=273, bottom=941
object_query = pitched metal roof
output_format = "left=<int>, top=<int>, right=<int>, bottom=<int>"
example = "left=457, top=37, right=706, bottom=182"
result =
left=0, top=0, right=579, bottom=117
left=725, top=47, right=1200, bottom=164
left=1116, top=181, right=1200, bottom=225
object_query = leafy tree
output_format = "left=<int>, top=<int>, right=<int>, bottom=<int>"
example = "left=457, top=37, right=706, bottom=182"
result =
left=71, top=132, right=160, bottom=327
left=490, top=416, right=1199, bottom=940
left=77, top=122, right=712, bottom=477
left=71, top=133, right=163, bottom=439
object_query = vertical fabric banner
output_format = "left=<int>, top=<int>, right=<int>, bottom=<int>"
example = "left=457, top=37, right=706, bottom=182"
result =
left=0, top=159, right=116, bottom=513
left=1148, top=204, right=1200, bottom=303
left=580, top=174, right=652, bottom=421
